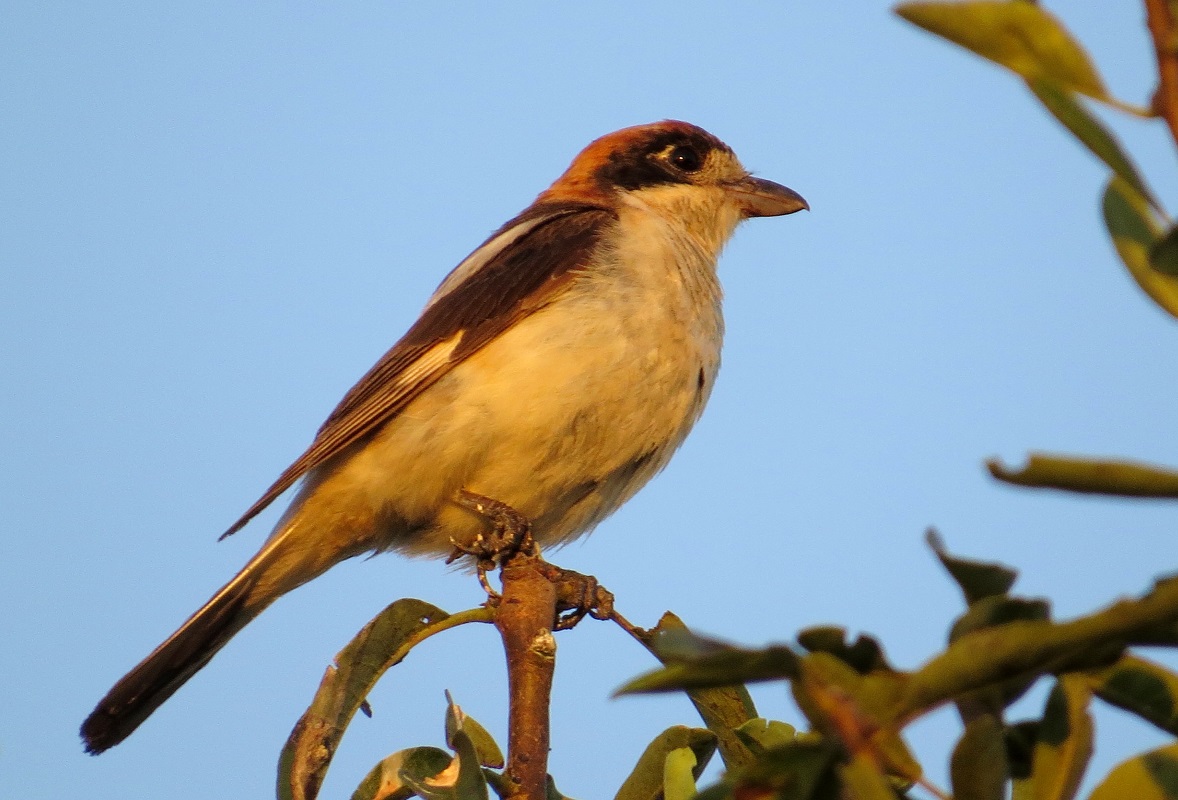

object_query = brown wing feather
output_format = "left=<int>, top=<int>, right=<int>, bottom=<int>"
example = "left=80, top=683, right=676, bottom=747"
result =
left=219, top=203, right=615, bottom=539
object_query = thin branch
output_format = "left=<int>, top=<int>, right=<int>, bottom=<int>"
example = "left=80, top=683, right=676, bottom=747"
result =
left=1145, top=0, right=1178, bottom=149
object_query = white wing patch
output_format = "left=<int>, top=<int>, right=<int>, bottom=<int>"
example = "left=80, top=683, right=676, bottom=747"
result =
left=426, top=216, right=550, bottom=309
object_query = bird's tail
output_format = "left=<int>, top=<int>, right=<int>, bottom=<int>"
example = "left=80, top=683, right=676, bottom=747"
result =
left=80, top=518, right=353, bottom=754
left=79, top=561, right=267, bottom=754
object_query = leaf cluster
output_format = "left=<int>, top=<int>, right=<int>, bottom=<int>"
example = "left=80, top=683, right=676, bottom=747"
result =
left=619, top=534, right=1178, bottom=799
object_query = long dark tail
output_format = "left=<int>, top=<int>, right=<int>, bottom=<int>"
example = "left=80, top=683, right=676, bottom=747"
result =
left=80, top=564, right=268, bottom=754
left=82, top=497, right=371, bottom=754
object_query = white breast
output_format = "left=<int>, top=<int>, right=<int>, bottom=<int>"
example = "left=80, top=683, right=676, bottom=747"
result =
left=290, top=204, right=728, bottom=556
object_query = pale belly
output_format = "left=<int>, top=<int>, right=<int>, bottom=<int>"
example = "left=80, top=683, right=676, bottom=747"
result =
left=285, top=270, right=723, bottom=558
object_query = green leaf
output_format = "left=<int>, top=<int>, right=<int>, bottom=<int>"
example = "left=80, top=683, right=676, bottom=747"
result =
left=791, top=653, right=922, bottom=785
left=662, top=748, right=699, bottom=800
left=927, top=530, right=1017, bottom=605
left=277, top=601, right=493, bottom=800
left=950, top=595, right=1051, bottom=644
left=951, top=714, right=1008, bottom=800
left=1087, top=654, right=1178, bottom=736
left=797, top=626, right=892, bottom=674
left=988, top=453, right=1178, bottom=498
left=894, top=1, right=1110, bottom=100
left=650, top=625, right=736, bottom=661
left=1088, top=742, right=1178, bottom=800
left=1027, top=78, right=1158, bottom=212
left=1103, top=177, right=1178, bottom=320
left=614, top=726, right=717, bottom=800
left=445, top=694, right=505, bottom=769
left=447, top=711, right=492, bottom=800
left=397, top=760, right=461, bottom=800
left=837, top=753, right=898, bottom=800
left=1028, top=676, right=1093, bottom=800
left=687, top=781, right=734, bottom=800
left=544, top=775, right=573, bottom=800
left=1006, top=720, right=1041, bottom=781
left=482, top=769, right=516, bottom=800
left=351, top=747, right=452, bottom=800
left=723, top=740, right=841, bottom=800
left=350, top=706, right=489, bottom=800
left=617, top=643, right=800, bottom=695
left=1144, top=751, right=1178, bottom=797
left=1150, top=225, right=1178, bottom=277
left=639, top=613, right=760, bottom=771
left=735, top=718, right=798, bottom=754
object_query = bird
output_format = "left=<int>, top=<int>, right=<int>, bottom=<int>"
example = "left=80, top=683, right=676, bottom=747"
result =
left=80, top=120, right=807, bottom=754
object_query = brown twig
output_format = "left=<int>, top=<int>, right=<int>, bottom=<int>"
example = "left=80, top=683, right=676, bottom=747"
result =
left=1145, top=0, right=1178, bottom=148
left=495, top=551, right=558, bottom=800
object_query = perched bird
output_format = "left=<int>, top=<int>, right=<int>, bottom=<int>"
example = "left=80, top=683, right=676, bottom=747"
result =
left=81, top=120, right=807, bottom=753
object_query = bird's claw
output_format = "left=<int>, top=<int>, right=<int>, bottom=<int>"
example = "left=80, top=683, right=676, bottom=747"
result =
left=447, top=490, right=611, bottom=628
left=544, top=565, right=615, bottom=630
left=448, top=490, right=538, bottom=599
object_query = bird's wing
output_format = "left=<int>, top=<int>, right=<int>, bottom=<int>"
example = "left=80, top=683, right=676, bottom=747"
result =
left=220, top=202, right=615, bottom=539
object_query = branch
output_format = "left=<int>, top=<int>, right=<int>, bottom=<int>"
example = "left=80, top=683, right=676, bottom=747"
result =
left=495, top=552, right=558, bottom=800
left=1145, top=0, right=1178, bottom=149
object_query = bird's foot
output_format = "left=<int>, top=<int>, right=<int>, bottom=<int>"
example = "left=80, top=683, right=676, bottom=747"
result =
left=537, top=564, right=615, bottom=630
left=448, top=490, right=538, bottom=599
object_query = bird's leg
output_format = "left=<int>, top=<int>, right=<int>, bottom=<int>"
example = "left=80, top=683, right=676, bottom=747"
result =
left=448, top=490, right=539, bottom=599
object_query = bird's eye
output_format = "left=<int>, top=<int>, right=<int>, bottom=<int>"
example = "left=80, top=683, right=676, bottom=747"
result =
left=668, top=145, right=703, bottom=173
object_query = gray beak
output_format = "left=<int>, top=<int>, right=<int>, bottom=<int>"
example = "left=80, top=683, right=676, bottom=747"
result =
left=725, top=176, right=809, bottom=218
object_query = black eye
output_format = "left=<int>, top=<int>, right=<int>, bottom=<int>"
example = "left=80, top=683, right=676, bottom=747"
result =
left=668, top=145, right=703, bottom=173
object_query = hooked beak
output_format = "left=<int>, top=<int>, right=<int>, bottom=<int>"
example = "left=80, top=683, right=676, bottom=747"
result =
left=725, top=175, right=809, bottom=218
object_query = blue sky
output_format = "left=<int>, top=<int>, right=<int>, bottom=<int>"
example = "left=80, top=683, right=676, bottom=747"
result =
left=3, top=3, right=1176, bottom=798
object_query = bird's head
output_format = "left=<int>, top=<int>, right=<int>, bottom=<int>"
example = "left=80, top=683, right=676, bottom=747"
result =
left=537, top=120, right=807, bottom=248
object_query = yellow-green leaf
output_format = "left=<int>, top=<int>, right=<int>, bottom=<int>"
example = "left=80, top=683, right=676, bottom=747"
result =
left=838, top=753, right=897, bottom=800
left=616, top=644, right=800, bottom=695
left=797, top=626, right=892, bottom=674
left=1151, top=225, right=1178, bottom=277
left=277, top=601, right=493, bottom=800
left=734, top=718, right=797, bottom=754
left=351, top=748, right=452, bottom=800
left=1087, top=654, right=1178, bottom=736
left=895, top=1, right=1109, bottom=100
left=1103, top=176, right=1178, bottom=320
left=444, top=694, right=505, bottom=770
left=614, top=726, right=717, bottom=800
left=1027, top=78, right=1160, bottom=212
left=792, top=653, right=921, bottom=784
left=1007, top=720, right=1039, bottom=782
left=722, top=740, right=840, bottom=800
left=1088, top=742, right=1178, bottom=800
left=951, top=714, right=1008, bottom=800
left=662, top=748, right=699, bottom=800
left=636, top=613, right=759, bottom=771
left=927, top=529, right=1017, bottom=606
left=1029, top=676, right=1093, bottom=800
left=447, top=717, right=491, bottom=800
left=987, top=453, right=1178, bottom=498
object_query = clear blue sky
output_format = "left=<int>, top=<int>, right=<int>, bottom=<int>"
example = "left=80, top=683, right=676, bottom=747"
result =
left=3, top=3, right=1176, bottom=798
